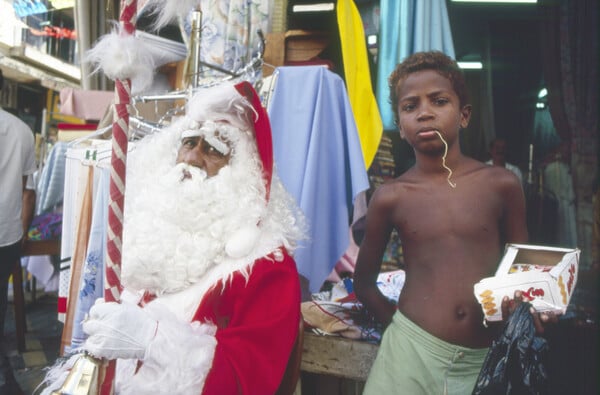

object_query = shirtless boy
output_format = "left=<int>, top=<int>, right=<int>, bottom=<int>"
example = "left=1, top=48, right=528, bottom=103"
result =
left=354, top=51, right=528, bottom=394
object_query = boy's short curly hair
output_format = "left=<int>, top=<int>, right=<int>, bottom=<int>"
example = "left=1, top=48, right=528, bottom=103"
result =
left=388, top=51, right=468, bottom=126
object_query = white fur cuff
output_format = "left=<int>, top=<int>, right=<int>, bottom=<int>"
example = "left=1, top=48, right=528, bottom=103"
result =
left=116, top=305, right=217, bottom=394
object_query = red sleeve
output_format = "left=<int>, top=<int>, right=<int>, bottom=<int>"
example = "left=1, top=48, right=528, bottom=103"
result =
left=198, top=252, right=301, bottom=395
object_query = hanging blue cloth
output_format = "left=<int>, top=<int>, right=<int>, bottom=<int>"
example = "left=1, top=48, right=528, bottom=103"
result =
left=268, top=66, right=370, bottom=293
left=36, top=142, right=68, bottom=215
left=376, top=0, right=456, bottom=130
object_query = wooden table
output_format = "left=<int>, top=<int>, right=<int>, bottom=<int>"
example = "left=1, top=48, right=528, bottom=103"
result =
left=22, top=238, right=61, bottom=256
left=13, top=238, right=61, bottom=352
left=300, top=331, right=379, bottom=382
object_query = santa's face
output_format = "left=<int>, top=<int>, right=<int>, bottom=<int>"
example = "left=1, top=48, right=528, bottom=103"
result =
left=176, top=136, right=231, bottom=178
left=121, top=123, right=267, bottom=294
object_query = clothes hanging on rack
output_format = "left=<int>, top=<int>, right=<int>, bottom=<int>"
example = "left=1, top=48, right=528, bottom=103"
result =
left=58, top=141, right=112, bottom=325
left=60, top=165, right=94, bottom=355
left=267, top=65, right=370, bottom=294
left=195, top=0, right=271, bottom=81
left=69, top=166, right=109, bottom=352
left=35, top=142, right=68, bottom=215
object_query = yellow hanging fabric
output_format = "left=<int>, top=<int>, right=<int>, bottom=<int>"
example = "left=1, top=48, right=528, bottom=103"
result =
left=336, top=0, right=383, bottom=169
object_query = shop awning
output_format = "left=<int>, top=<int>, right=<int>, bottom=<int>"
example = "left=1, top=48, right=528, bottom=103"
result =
left=0, top=53, right=79, bottom=91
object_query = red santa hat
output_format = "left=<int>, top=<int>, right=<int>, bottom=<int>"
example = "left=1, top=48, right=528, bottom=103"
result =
left=184, top=81, right=273, bottom=200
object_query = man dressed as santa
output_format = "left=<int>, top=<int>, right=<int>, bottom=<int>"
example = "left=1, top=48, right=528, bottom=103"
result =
left=46, top=81, right=306, bottom=394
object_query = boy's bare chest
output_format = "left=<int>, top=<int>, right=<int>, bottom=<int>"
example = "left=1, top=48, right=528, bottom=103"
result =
left=393, top=182, right=502, bottom=241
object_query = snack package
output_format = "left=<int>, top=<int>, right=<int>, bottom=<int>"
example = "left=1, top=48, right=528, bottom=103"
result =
left=474, top=244, right=580, bottom=321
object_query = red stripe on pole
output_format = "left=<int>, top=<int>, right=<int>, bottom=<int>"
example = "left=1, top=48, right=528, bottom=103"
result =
left=101, top=1, right=137, bottom=394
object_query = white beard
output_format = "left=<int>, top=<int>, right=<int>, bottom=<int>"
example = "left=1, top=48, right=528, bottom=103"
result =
left=121, top=131, right=268, bottom=295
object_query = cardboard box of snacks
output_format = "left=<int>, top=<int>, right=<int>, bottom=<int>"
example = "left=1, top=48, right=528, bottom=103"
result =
left=473, top=244, right=580, bottom=322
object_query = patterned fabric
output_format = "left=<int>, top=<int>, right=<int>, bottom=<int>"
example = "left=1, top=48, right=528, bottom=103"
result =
left=27, top=212, right=62, bottom=241
left=558, top=0, right=597, bottom=269
left=193, top=0, right=270, bottom=83
left=69, top=167, right=109, bottom=351
left=541, top=0, right=597, bottom=268
left=367, top=134, right=404, bottom=270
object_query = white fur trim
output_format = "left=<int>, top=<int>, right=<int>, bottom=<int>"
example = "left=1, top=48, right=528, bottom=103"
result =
left=226, top=225, right=261, bottom=258
left=85, top=28, right=156, bottom=93
left=39, top=293, right=219, bottom=395
left=115, top=303, right=217, bottom=395
left=144, top=0, right=199, bottom=30
left=186, top=83, right=254, bottom=132
left=152, top=245, right=280, bottom=323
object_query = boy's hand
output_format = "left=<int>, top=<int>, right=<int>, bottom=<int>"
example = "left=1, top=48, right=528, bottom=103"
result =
left=500, top=290, right=559, bottom=335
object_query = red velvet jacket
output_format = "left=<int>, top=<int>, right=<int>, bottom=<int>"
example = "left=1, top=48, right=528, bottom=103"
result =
left=196, top=251, right=301, bottom=394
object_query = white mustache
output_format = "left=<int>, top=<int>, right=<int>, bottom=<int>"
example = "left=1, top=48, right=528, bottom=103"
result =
left=170, top=162, right=207, bottom=182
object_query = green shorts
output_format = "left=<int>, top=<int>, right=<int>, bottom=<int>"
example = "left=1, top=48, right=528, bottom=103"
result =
left=363, top=311, right=488, bottom=395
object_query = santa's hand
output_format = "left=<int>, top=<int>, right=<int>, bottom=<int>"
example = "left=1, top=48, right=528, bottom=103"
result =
left=82, top=301, right=158, bottom=360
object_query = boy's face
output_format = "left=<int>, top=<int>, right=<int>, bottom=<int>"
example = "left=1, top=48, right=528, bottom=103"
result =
left=395, top=70, right=471, bottom=151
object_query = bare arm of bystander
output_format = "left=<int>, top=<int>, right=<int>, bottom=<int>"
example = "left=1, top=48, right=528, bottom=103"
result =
left=21, top=175, right=36, bottom=247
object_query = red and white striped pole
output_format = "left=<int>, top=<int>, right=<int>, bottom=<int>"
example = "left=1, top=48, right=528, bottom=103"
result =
left=105, top=0, right=136, bottom=304
left=101, top=1, right=136, bottom=393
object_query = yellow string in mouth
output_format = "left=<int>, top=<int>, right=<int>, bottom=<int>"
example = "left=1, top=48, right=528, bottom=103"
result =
left=434, top=130, right=456, bottom=188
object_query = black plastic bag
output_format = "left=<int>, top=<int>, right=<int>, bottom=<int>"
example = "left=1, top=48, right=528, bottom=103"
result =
left=472, top=302, right=549, bottom=395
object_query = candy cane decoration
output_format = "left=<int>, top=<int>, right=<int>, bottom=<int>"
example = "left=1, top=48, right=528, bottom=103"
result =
left=105, top=0, right=136, bottom=309
left=101, top=1, right=137, bottom=393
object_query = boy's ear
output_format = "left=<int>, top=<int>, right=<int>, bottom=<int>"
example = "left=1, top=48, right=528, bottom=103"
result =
left=460, top=104, right=472, bottom=129
left=396, top=116, right=404, bottom=138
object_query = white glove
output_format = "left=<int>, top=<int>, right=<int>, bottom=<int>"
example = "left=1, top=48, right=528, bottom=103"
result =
left=82, top=300, right=158, bottom=360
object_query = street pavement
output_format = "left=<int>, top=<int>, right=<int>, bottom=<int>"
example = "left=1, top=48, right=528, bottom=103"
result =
left=5, top=290, right=61, bottom=395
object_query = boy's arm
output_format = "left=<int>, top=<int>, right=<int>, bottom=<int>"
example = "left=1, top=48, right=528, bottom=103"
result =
left=354, top=187, right=397, bottom=328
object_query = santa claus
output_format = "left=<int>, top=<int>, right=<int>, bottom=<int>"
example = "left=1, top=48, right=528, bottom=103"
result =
left=46, top=81, right=306, bottom=394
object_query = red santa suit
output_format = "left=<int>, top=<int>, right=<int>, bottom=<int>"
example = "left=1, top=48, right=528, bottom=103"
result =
left=115, top=249, right=301, bottom=395
left=182, top=251, right=299, bottom=394
left=198, top=252, right=300, bottom=394
left=41, top=82, right=306, bottom=395
left=112, top=81, right=305, bottom=395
